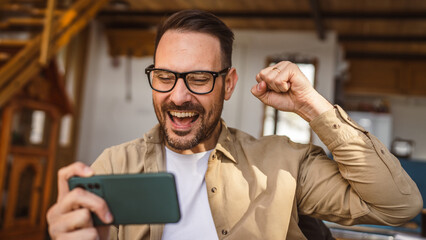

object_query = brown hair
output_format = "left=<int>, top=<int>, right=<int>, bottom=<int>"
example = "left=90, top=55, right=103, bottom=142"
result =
left=154, top=9, right=234, bottom=68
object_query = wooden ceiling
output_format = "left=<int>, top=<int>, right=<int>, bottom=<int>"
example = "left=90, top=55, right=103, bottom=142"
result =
left=99, top=0, right=426, bottom=60
left=2, top=0, right=426, bottom=61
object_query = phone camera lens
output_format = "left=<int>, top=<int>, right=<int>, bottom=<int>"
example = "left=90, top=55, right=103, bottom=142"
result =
left=88, top=183, right=93, bottom=189
left=94, top=183, right=100, bottom=189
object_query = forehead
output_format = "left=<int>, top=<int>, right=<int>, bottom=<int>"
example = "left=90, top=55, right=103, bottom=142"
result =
left=155, top=30, right=222, bottom=71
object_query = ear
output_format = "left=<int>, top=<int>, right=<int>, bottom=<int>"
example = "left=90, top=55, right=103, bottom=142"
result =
left=224, top=68, right=238, bottom=101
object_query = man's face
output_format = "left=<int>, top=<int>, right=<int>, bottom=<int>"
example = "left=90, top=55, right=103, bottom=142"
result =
left=153, top=30, right=227, bottom=153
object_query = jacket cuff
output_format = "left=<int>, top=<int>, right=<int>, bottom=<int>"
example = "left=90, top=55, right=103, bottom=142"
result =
left=309, top=105, right=368, bottom=151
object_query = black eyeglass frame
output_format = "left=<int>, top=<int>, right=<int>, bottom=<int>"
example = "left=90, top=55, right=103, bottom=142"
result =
left=145, top=64, right=230, bottom=95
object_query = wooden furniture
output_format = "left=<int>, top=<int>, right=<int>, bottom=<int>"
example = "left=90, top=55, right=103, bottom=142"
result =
left=0, top=61, right=73, bottom=240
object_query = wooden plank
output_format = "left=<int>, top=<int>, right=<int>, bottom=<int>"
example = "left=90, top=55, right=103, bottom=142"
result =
left=10, top=146, right=50, bottom=156
left=40, top=0, right=56, bottom=66
left=6, top=17, right=45, bottom=26
left=0, top=39, right=28, bottom=47
left=0, top=103, right=14, bottom=224
left=0, top=4, right=63, bottom=17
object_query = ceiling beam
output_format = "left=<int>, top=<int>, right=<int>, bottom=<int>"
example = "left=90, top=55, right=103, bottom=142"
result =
left=98, top=10, right=312, bottom=19
left=308, top=0, right=325, bottom=40
left=340, top=35, right=426, bottom=42
left=98, top=10, right=426, bottom=20
left=346, top=51, right=426, bottom=60
left=325, top=11, right=426, bottom=20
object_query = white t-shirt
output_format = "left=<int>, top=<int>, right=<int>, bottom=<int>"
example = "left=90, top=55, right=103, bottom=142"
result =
left=162, top=147, right=219, bottom=240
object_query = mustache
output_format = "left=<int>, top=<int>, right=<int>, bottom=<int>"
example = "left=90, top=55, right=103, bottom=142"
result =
left=162, top=101, right=205, bottom=114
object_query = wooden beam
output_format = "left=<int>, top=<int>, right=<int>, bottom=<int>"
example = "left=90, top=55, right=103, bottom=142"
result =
left=0, top=4, right=64, bottom=17
left=339, top=35, right=426, bottom=42
left=346, top=51, right=426, bottom=60
left=0, top=39, right=29, bottom=47
left=99, top=9, right=426, bottom=20
left=3, top=17, right=45, bottom=26
left=99, top=10, right=313, bottom=19
left=308, top=0, right=325, bottom=40
left=40, top=0, right=56, bottom=66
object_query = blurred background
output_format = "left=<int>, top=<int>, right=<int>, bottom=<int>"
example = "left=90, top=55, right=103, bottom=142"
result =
left=1, top=0, right=426, bottom=239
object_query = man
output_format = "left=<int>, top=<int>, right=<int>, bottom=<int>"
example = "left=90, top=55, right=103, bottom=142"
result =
left=47, top=10, right=422, bottom=240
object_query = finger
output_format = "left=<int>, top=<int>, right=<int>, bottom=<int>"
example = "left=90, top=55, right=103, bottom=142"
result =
left=57, top=162, right=94, bottom=201
left=258, top=68, right=281, bottom=92
left=49, top=208, right=93, bottom=236
left=251, top=81, right=268, bottom=102
left=58, top=187, right=113, bottom=224
left=255, top=73, right=262, bottom=83
left=55, top=227, right=99, bottom=240
left=275, top=73, right=291, bottom=93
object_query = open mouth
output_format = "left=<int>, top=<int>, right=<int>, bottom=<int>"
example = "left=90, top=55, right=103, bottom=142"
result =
left=168, top=111, right=199, bottom=128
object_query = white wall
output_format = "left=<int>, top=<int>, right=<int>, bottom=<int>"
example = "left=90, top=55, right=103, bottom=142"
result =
left=78, top=23, right=158, bottom=164
left=77, top=25, right=338, bottom=164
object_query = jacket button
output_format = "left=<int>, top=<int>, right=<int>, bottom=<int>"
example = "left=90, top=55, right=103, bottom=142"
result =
left=211, top=187, right=217, bottom=193
left=222, top=229, right=228, bottom=235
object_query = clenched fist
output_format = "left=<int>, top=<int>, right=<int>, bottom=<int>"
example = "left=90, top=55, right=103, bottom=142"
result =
left=251, top=61, right=332, bottom=122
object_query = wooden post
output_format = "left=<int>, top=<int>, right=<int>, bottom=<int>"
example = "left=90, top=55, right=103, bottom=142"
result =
left=40, top=0, right=56, bottom=66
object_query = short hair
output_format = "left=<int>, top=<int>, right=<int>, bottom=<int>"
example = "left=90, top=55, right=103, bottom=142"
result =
left=154, top=9, right=234, bottom=68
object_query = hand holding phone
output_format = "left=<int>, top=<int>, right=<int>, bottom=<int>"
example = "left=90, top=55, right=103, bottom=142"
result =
left=47, top=162, right=112, bottom=239
left=68, top=173, right=181, bottom=226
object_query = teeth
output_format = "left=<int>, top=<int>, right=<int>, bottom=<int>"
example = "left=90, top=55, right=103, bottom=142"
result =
left=170, top=111, right=196, bottom=118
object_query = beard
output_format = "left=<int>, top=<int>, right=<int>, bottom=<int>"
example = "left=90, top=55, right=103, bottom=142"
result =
left=153, top=93, right=224, bottom=151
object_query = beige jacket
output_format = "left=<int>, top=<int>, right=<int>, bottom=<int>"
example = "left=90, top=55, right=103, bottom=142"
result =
left=91, top=106, right=423, bottom=239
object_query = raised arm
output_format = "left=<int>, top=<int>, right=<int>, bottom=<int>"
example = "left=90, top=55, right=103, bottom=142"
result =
left=251, top=61, right=423, bottom=225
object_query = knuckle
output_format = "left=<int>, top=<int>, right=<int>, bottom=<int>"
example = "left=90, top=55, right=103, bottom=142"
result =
left=46, top=204, right=57, bottom=222
left=57, top=168, right=66, bottom=179
left=259, top=69, right=268, bottom=78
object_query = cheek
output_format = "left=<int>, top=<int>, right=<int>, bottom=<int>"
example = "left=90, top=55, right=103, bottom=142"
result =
left=152, top=94, right=165, bottom=115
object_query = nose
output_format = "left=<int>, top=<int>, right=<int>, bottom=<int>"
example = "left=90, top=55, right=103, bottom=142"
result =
left=169, top=78, right=192, bottom=105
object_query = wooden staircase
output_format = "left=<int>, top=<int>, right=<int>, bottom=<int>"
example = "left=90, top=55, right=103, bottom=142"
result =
left=0, top=1, right=109, bottom=239
left=0, top=0, right=109, bottom=107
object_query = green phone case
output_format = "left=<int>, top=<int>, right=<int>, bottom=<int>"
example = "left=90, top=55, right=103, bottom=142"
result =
left=68, top=173, right=181, bottom=226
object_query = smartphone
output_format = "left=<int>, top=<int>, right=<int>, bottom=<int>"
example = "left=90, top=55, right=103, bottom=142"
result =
left=68, top=172, right=181, bottom=226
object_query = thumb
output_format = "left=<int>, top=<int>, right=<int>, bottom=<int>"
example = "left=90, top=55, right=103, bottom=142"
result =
left=251, top=81, right=268, bottom=103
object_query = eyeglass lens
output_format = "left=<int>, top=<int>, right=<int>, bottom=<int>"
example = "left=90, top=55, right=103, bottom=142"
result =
left=150, top=70, right=215, bottom=94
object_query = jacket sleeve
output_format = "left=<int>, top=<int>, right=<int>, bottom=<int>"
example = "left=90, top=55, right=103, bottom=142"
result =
left=296, top=105, right=423, bottom=226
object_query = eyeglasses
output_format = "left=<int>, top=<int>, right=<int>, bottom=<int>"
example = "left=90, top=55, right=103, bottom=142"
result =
left=145, top=64, right=230, bottom=95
